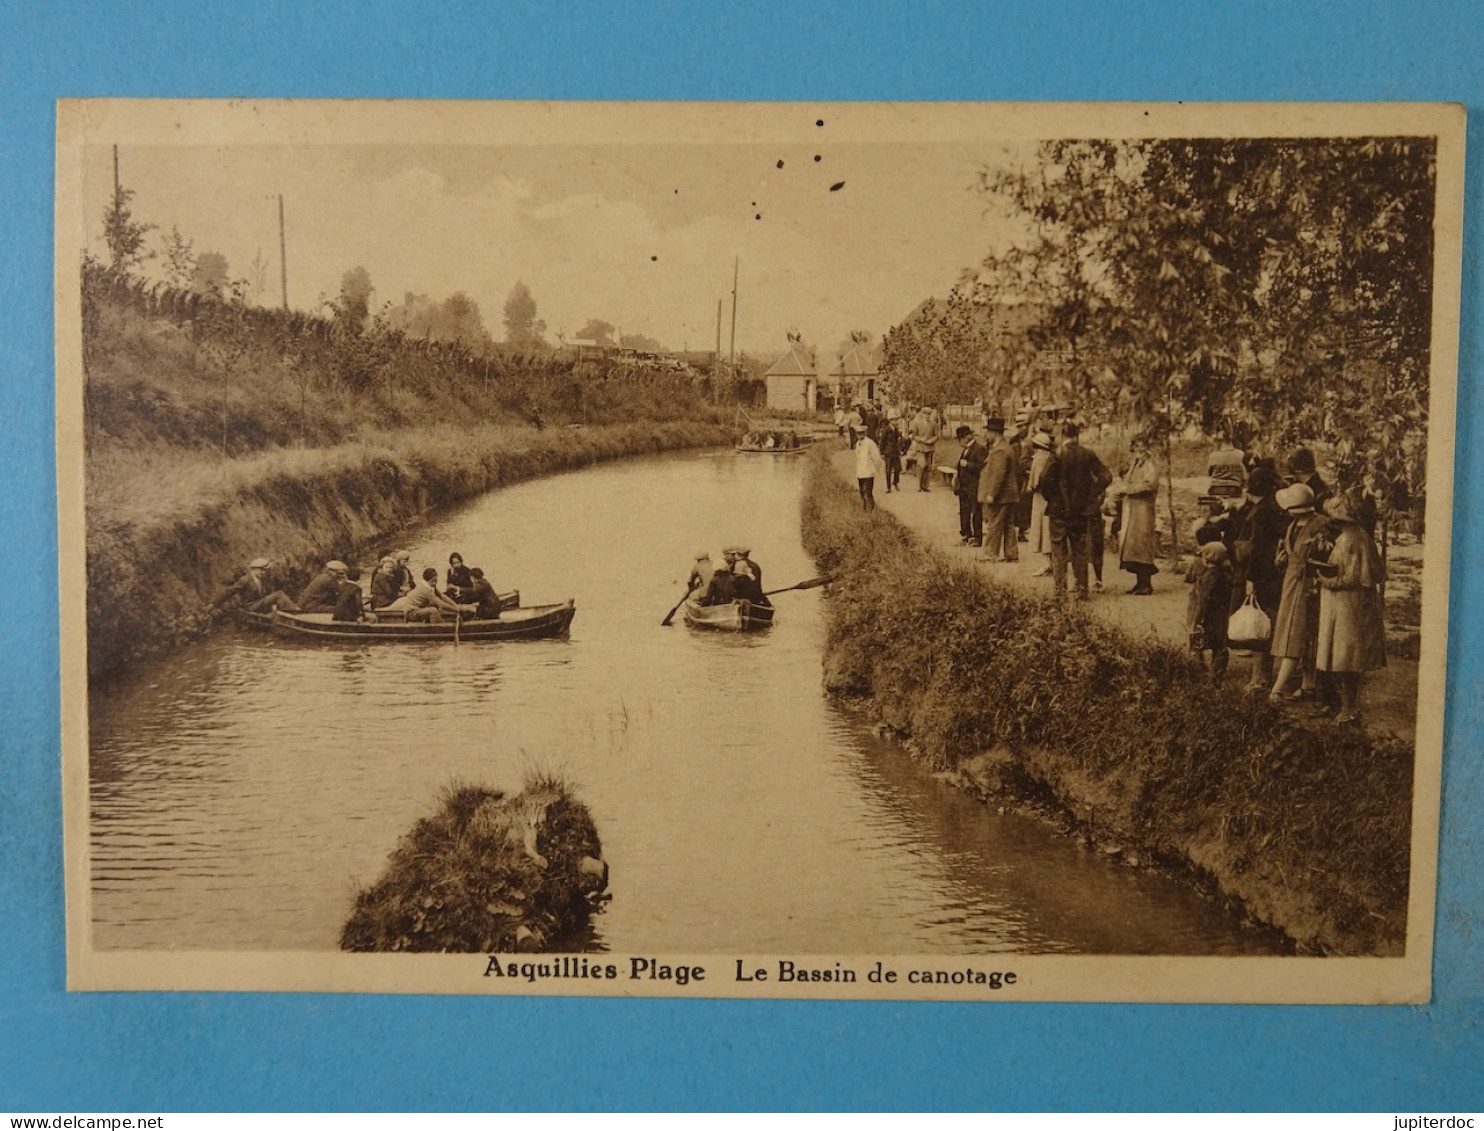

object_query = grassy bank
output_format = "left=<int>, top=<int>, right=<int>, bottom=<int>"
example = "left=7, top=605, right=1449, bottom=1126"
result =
left=800, top=455, right=1412, bottom=955
left=341, top=773, right=610, bottom=953
left=81, top=272, right=733, bottom=680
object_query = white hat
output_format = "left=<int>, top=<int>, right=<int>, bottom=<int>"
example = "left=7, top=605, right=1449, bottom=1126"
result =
left=249, top=557, right=271, bottom=569
left=327, top=560, right=349, bottom=573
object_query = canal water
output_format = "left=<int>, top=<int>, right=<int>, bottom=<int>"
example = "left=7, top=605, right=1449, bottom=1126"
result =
left=89, top=447, right=1281, bottom=955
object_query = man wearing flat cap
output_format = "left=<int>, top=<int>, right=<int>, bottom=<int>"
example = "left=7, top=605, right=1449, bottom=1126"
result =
left=297, top=559, right=349, bottom=613
left=211, top=555, right=300, bottom=614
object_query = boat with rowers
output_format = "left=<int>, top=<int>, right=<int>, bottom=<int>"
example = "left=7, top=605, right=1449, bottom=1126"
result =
left=239, top=590, right=578, bottom=641
left=681, top=597, right=775, bottom=632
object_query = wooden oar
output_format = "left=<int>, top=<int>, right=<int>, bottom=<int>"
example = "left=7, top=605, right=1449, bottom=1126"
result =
left=660, top=588, right=695, bottom=627
left=764, top=576, right=831, bottom=596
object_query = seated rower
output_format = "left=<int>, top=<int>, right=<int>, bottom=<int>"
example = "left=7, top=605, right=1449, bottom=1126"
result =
left=685, top=551, right=715, bottom=600
left=466, top=567, right=503, bottom=619
left=382, top=567, right=471, bottom=623
left=298, top=560, right=349, bottom=613
left=446, top=551, right=474, bottom=603
left=700, top=560, right=735, bottom=606
left=332, top=566, right=376, bottom=623
left=212, top=556, right=300, bottom=614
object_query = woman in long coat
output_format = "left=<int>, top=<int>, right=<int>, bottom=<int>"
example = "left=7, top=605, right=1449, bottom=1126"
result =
left=1113, top=437, right=1161, bottom=594
left=1025, top=431, right=1055, bottom=575
left=1315, top=492, right=1386, bottom=723
left=1268, top=483, right=1331, bottom=700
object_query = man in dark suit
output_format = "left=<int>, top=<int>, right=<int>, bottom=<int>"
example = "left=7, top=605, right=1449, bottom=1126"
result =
left=977, top=416, right=1021, bottom=562
left=952, top=424, right=987, bottom=546
left=1038, top=422, right=1112, bottom=598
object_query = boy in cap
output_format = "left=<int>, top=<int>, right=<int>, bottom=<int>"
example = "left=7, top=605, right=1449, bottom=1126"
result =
left=297, top=559, right=349, bottom=613
left=211, top=556, right=300, bottom=614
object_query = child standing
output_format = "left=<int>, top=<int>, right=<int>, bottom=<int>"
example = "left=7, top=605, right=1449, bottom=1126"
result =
left=1186, top=538, right=1234, bottom=679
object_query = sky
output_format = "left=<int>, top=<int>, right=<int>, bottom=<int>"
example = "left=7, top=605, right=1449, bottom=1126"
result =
left=79, top=137, right=1028, bottom=357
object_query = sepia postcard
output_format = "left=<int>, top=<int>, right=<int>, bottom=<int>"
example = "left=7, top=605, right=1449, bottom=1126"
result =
left=56, top=100, right=1464, bottom=1002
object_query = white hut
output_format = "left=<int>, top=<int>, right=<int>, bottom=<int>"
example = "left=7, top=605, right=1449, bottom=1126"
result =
left=763, top=346, right=818, bottom=412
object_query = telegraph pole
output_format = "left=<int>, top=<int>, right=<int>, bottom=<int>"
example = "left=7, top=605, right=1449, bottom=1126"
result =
left=728, top=256, right=738, bottom=385
left=713, top=299, right=723, bottom=402
left=278, top=194, right=289, bottom=311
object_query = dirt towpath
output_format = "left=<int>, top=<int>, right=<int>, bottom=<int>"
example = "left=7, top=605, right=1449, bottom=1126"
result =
left=830, top=447, right=1418, bottom=743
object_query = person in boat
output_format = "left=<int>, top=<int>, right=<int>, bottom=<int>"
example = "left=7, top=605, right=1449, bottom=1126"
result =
left=763, top=432, right=778, bottom=450
left=298, top=560, right=349, bottom=613
left=382, top=567, right=471, bottom=623
left=212, top=556, right=300, bottom=614
left=685, top=551, right=715, bottom=600
left=699, top=556, right=736, bottom=606
left=731, top=557, right=770, bottom=607
left=391, top=550, right=415, bottom=596
left=785, top=429, right=799, bottom=450
left=733, top=546, right=763, bottom=592
left=332, top=566, right=376, bottom=623
left=466, top=566, right=503, bottom=619
left=446, top=552, right=475, bottom=603
left=368, top=555, right=400, bottom=609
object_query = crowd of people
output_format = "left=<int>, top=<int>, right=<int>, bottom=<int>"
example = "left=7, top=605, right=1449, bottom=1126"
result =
left=213, top=548, right=504, bottom=625
left=841, top=401, right=1390, bottom=725
left=683, top=546, right=768, bottom=607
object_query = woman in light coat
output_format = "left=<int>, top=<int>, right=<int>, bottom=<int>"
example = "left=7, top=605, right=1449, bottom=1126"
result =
left=1315, top=492, right=1386, bottom=723
left=1113, top=436, right=1161, bottom=594
left=1268, top=483, right=1331, bottom=700
left=1025, top=430, right=1055, bottom=575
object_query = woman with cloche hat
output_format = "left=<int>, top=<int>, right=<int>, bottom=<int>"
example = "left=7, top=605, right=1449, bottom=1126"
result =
left=1268, top=483, right=1330, bottom=702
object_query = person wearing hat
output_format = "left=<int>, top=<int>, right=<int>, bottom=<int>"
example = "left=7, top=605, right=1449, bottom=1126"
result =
left=1223, top=462, right=1288, bottom=691
left=1110, top=432, right=1162, bottom=595
left=297, top=559, right=350, bottom=613
left=391, top=550, right=415, bottom=597
left=952, top=424, right=987, bottom=545
left=1037, top=421, right=1112, bottom=599
left=1024, top=429, right=1056, bottom=574
left=331, top=565, right=373, bottom=623
left=730, top=556, right=769, bottom=606
left=908, top=405, right=941, bottom=492
left=210, top=555, right=300, bottom=614
left=976, top=416, right=1020, bottom=563
left=1314, top=492, right=1387, bottom=724
left=855, top=422, right=887, bottom=511
left=1268, top=482, right=1331, bottom=702
left=1184, top=539, right=1233, bottom=678
left=684, top=551, right=716, bottom=602
left=1284, top=447, right=1331, bottom=513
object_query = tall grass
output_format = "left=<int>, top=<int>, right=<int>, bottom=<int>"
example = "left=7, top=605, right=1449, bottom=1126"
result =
left=801, top=454, right=1411, bottom=955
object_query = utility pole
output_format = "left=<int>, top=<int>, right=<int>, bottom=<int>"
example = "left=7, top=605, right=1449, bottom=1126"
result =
left=728, top=256, right=738, bottom=392
left=112, top=144, right=120, bottom=204
left=714, top=298, right=723, bottom=403
left=278, top=194, right=289, bottom=311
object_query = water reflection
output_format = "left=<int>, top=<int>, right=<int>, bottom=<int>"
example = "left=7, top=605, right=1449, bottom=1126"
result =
left=89, top=448, right=1281, bottom=956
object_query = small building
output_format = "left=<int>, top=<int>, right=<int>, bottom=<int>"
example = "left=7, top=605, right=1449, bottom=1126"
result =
left=763, top=346, right=818, bottom=412
left=827, top=345, right=879, bottom=406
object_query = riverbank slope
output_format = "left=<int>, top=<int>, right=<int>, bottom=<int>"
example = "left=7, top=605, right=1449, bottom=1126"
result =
left=801, top=452, right=1412, bottom=955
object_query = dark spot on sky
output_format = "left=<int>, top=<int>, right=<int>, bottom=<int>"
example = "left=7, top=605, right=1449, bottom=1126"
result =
left=755, top=213, right=762, bottom=220
left=816, top=119, right=824, bottom=127
left=813, top=154, right=822, bottom=162
left=829, top=181, right=845, bottom=192
left=776, top=159, right=784, bottom=169
left=651, top=255, right=658, bottom=261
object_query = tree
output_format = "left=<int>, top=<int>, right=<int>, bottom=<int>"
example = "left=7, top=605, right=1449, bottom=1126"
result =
left=102, top=173, right=154, bottom=277
left=620, top=332, right=665, bottom=352
left=503, top=281, right=543, bottom=348
left=336, top=266, right=374, bottom=334
left=161, top=226, right=196, bottom=289
left=575, top=318, right=616, bottom=346
left=192, top=251, right=230, bottom=297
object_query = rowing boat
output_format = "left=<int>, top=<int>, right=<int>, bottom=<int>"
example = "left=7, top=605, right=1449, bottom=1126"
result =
left=734, top=444, right=809, bottom=455
left=238, top=590, right=577, bottom=641
left=682, top=597, right=775, bottom=632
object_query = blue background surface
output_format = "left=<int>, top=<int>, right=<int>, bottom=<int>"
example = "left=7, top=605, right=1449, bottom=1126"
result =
left=2, top=0, right=1480, bottom=1111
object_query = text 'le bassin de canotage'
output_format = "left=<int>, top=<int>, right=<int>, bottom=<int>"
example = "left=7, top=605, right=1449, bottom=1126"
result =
left=483, top=956, right=1020, bottom=990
